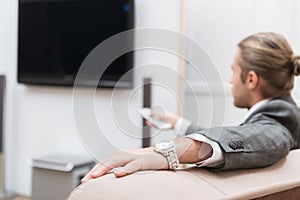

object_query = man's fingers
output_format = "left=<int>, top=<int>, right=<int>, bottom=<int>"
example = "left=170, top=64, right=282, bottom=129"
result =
left=150, top=111, right=166, bottom=121
left=150, top=111, right=178, bottom=129
left=81, top=151, right=137, bottom=182
left=81, top=161, right=118, bottom=183
left=145, top=120, right=152, bottom=127
left=113, top=160, right=142, bottom=178
left=90, top=160, right=115, bottom=178
left=81, top=163, right=102, bottom=183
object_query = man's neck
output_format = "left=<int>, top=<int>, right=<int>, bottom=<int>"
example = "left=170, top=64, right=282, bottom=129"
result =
left=247, top=93, right=266, bottom=109
left=244, top=99, right=270, bottom=122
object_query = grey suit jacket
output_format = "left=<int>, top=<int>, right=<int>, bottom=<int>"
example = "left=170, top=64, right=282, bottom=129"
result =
left=188, top=95, right=300, bottom=170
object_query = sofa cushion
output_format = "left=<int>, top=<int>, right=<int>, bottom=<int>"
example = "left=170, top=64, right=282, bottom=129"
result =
left=67, top=149, right=300, bottom=200
left=67, top=169, right=224, bottom=200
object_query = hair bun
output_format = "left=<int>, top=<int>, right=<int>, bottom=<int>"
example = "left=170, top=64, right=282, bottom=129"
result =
left=291, top=55, right=300, bottom=76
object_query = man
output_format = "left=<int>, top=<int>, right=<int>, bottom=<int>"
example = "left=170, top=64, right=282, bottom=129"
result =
left=82, top=32, right=300, bottom=182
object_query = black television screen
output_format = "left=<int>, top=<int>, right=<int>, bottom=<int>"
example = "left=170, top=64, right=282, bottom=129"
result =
left=18, top=0, right=134, bottom=88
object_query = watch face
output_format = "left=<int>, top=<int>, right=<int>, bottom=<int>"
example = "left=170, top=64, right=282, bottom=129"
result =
left=155, top=141, right=172, bottom=150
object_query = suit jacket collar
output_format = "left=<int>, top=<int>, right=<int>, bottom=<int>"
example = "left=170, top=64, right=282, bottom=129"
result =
left=243, top=99, right=270, bottom=122
left=241, top=95, right=296, bottom=125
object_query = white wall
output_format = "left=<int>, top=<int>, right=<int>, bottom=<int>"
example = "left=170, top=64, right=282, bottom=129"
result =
left=184, top=0, right=300, bottom=127
left=0, top=0, right=181, bottom=196
left=1, top=0, right=300, bottom=197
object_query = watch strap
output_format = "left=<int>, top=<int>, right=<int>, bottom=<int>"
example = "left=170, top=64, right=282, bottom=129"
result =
left=154, top=140, right=179, bottom=170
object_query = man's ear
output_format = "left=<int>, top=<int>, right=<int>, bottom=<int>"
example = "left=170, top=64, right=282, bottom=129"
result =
left=246, top=70, right=259, bottom=90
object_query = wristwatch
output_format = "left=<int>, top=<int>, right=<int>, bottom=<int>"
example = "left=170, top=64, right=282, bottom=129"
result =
left=153, top=140, right=179, bottom=170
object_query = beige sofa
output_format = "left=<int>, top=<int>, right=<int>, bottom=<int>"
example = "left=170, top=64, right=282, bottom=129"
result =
left=67, top=149, right=300, bottom=200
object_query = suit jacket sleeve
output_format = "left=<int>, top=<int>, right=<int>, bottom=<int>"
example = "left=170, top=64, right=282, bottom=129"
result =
left=193, top=113, right=293, bottom=171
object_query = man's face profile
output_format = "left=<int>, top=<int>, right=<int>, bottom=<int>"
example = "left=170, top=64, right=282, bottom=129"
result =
left=230, top=49, right=251, bottom=109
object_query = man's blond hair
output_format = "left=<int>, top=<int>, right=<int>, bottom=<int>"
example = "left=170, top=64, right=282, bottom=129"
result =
left=238, top=32, right=300, bottom=98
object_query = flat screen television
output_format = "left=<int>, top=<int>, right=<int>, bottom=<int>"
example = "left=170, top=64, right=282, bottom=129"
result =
left=18, top=0, right=134, bottom=88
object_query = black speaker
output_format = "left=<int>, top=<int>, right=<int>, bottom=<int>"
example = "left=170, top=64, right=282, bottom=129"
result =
left=0, top=75, right=5, bottom=196
left=142, top=78, right=151, bottom=148
left=0, top=76, right=4, bottom=156
left=0, top=75, right=15, bottom=199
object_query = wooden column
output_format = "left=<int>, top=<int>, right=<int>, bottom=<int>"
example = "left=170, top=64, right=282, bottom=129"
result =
left=142, top=78, right=152, bottom=147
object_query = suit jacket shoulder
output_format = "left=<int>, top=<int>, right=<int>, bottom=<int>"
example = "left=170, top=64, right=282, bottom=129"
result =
left=194, top=95, right=300, bottom=171
left=246, top=96, right=300, bottom=148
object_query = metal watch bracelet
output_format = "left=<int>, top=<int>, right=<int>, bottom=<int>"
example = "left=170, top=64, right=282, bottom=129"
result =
left=153, top=140, right=179, bottom=170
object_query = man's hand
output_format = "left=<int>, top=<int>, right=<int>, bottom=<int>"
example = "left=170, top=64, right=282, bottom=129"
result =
left=147, top=111, right=179, bottom=129
left=81, top=147, right=169, bottom=183
left=81, top=137, right=213, bottom=183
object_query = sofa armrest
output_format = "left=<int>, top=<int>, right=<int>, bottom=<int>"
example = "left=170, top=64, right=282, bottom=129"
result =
left=67, top=149, right=300, bottom=200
